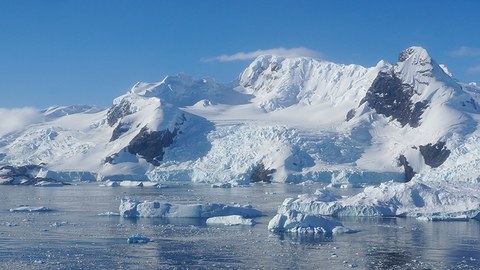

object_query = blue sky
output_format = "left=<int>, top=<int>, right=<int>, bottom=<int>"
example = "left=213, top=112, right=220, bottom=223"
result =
left=0, top=0, right=479, bottom=109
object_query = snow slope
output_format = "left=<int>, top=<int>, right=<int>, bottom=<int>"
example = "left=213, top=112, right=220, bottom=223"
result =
left=1, top=46, right=479, bottom=188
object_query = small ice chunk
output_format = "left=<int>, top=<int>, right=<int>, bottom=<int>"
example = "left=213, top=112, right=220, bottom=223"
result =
left=119, top=181, right=144, bottom=187
left=34, top=181, right=64, bottom=187
left=103, top=181, right=161, bottom=188
left=142, top=181, right=162, bottom=188
left=50, top=221, right=68, bottom=227
left=332, top=226, right=358, bottom=235
left=211, top=183, right=232, bottom=188
left=97, top=212, right=121, bottom=216
left=9, top=206, right=51, bottom=212
left=104, top=181, right=120, bottom=187
left=0, top=222, right=18, bottom=227
left=127, top=235, right=150, bottom=244
left=206, top=215, right=255, bottom=226
left=416, top=214, right=469, bottom=222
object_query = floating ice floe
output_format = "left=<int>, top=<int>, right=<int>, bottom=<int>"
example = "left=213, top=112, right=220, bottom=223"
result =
left=268, top=210, right=354, bottom=235
left=102, top=180, right=163, bottom=188
left=206, top=215, right=255, bottom=226
left=97, top=212, right=121, bottom=216
left=103, top=181, right=120, bottom=187
left=119, top=199, right=262, bottom=218
left=9, top=206, right=52, bottom=212
left=0, top=222, right=18, bottom=227
left=127, top=234, right=150, bottom=244
left=211, top=182, right=232, bottom=189
left=34, top=181, right=64, bottom=187
left=278, top=180, right=480, bottom=221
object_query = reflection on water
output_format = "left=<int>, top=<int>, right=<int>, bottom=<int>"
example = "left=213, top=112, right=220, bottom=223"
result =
left=0, top=182, right=479, bottom=270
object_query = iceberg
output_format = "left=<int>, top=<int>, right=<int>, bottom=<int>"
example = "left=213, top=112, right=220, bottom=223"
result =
left=278, top=180, right=480, bottom=220
left=119, top=199, right=262, bottom=218
left=206, top=215, right=255, bottom=226
left=268, top=210, right=354, bottom=235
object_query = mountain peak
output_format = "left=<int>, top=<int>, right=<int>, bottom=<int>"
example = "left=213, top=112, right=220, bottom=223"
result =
left=398, top=46, right=432, bottom=62
left=397, top=46, right=432, bottom=65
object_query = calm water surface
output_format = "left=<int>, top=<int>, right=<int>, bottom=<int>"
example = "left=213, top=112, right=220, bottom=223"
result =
left=1, top=182, right=479, bottom=269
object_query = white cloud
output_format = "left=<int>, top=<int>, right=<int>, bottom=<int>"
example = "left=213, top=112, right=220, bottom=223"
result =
left=451, top=46, right=480, bottom=57
left=468, top=65, right=480, bottom=74
left=206, top=47, right=322, bottom=62
left=0, top=107, right=43, bottom=137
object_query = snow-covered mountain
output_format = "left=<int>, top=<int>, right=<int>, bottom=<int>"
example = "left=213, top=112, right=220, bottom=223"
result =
left=1, top=46, right=480, bottom=186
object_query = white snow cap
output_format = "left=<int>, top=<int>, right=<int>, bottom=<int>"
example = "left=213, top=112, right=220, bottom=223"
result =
left=397, top=46, right=432, bottom=64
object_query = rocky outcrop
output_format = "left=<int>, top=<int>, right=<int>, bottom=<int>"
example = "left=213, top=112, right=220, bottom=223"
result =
left=361, top=71, right=428, bottom=127
left=110, top=122, right=130, bottom=142
left=106, top=100, right=132, bottom=127
left=127, top=127, right=178, bottom=166
left=419, top=141, right=451, bottom=168
left=346, top=109, right=356, bottom=121
left=250, top=163, right=276, bottom=183
left=398, top=155, right=415, bottom=182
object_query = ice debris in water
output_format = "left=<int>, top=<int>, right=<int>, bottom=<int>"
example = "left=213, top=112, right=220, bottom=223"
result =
left=0, top=222, right=18, bottom=227
left=211, top=182, right=232, bottom=189
left=97, top=212, right=121, bottom=216
left=127, top=235, right=150, bottom=244
left=119, top=199, right=262, bottom=218
left=206, top=215, right=255, bottom=226
left=9, top=206, right=52, bottom=212
left=34, top=181, right=64, bottom=187
left=102, top=180, right=163, bottom=188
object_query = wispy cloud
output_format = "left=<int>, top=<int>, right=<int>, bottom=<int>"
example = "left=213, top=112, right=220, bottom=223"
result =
left=468, top=65, right=480, bottom=74
left=204, top=47, right=322, bottom=62
left=451, top=46, right=480, bottom=57
left=0, top=107, right=43, bottom=137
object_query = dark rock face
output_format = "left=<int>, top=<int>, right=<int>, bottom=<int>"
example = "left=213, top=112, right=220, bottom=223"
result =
left=127, top=127, right=178, bottom=166
left=462, top=98, right=478, bottom=110
left=250, top=163, right=276, bottom=183
left=104, top=154, right=116, bottom=164
left=397, top=50, right=411, bottom=62
left=361, top=71, right=428, bottom=127
left=106, top=100, right=132, bottom=127
left=419, top=141, right=451, bottom=168
left=398, top=155, right=415, bottom=182
left=346, top=109, right=356, bottom=121
left=110, top=122, right=130, bottom=142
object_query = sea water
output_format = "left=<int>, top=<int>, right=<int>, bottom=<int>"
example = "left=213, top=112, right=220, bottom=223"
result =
left=1, top=182, right=479, bottom=269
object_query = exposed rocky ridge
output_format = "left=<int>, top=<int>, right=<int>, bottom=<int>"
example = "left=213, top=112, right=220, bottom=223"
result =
left=107, top=99, right=133, bottom=127
left=419, top=141, right=451, bottom=168
left=127, top=126, right=179, bottom=166
left=250, top=163, right=276, bottom=183
left=361, top=71, right=428, bottom=127
left=110, top=122, right=130, bottom=142
left=398, top=155, right=415, bottom=182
